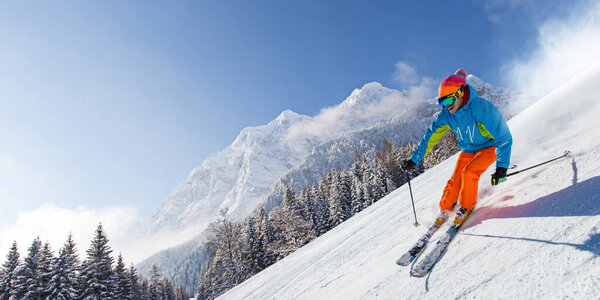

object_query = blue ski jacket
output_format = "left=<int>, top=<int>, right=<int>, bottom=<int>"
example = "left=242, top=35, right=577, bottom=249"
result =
left=409, top=84, right=512, bottom=168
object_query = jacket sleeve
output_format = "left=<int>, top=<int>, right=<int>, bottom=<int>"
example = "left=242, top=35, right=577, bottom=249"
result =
left=477, top=100, right=513, bottom=168
left=409, top=113, right=450, bottom=165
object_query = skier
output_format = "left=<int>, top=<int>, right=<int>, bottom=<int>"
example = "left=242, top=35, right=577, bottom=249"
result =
left=402, top=68, right=512, bottom=226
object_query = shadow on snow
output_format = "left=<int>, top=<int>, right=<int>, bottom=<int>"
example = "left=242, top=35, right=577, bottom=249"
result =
left=464, top=175, right=600, bottom=257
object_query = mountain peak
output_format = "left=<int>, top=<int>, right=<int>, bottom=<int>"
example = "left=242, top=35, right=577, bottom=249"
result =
left=274, top=109, right=304, bottom=124
left=340, top=82, right=398, bottom=109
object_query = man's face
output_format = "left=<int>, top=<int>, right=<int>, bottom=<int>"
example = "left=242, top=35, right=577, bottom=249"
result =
left=448, top=96, right=464, bottom=114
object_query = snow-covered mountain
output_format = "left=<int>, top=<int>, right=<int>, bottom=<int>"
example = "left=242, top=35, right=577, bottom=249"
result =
left=220, top=61, right=600, bottom=299
left=148, top=82, right=412, bottom=234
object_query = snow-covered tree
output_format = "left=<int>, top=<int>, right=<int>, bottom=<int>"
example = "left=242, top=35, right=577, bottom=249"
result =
left=174, top=283, right=189, bottom=300
left=255, top=205, right=274, bottom=269
left=312, top=184, right=331, bottom=236
left=240, top=217, right=261, bottom=277
left=300, top=186, right=316, bottom=224
left=113, top=253, right=130, bottom=300
left=47, top=233, right=80, bottom=300
left=0, top=241, right=20, bottom=300
left=267, top=207, right=316, bottom=260
left=350, top=174, right=365, bottom=216
left=148, top=265, right=162, bottom=299
left=139, top=278, right=150, bottom=300
left=38, top=242, right=55, bottom=299
left=198, top=208, right=245, bottom=299
left=79, top=223, right=115, bottom=300
left=127, top=264, right=141, bottom=300
left=372, top=160, right=388, bottom=200
left=362, top=165, right=376, bottom=208
left=283, top=186, right=302, bottom=218
left=162, top=279, right=176, bottom=300
left=12, top=236, right=42, bottom=299
left=329, top=170, right=350, bottom=227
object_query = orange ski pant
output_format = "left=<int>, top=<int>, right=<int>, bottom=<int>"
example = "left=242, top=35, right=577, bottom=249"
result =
left=439, top=147, right=497, bottom=211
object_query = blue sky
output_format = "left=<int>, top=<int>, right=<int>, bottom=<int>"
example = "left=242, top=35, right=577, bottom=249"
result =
left=2, top=1, right=599, bottom=257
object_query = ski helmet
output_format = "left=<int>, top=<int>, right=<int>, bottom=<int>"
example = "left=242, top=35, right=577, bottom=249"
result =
left=438, top=69, right=468, bottom=98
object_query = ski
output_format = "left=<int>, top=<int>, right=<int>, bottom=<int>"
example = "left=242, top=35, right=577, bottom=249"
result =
left=396, top=223, right=442, bottom=266
left=410, top=221, right=466, bottom=277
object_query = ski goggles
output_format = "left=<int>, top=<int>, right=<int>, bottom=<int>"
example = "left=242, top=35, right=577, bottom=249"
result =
left=437, top=86, right=464, bottom=107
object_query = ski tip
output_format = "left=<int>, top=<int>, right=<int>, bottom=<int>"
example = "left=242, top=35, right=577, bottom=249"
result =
left=410, top=271, right=428, bottom=278
left=396, top=256, right=414, bottom=266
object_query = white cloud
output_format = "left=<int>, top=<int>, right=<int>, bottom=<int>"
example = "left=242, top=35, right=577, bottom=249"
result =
left=392, top=61, right=420, bottom=86
left=0, top=204, right=147, bottom=264
left=503, top=1, right=600, bottom=94
left=284, top=62, right=436, bottom=145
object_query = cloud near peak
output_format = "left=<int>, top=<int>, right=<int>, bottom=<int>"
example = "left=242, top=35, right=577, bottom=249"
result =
left=504, top=1, right=600, bottom=94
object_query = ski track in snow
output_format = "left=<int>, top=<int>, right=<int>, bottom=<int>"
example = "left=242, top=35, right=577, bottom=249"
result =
left=220, top=61, right=600, bottom=299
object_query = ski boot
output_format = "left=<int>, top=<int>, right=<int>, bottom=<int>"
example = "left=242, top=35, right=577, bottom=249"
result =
left=453, top=206, right=472, bottom=225
left=434, top=210, right=449, bottom=226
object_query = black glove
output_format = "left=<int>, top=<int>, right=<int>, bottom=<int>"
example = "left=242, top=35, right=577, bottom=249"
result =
left=402, top=159, right=416, bottom=171
left=491, top=167, right=508, bottom=186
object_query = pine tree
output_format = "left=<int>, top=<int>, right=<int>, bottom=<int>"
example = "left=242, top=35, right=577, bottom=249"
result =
left=340, top=170, right=353, bottom=213
left=79, top=223, right=115, bottom=300
left=362, top=163, right=376, bottom=208
left=350, top=174, right=365, bottom=216
left=372, top=160, right=388, bottom=201
left=175, top=283, right=189, bottom=300
left=329, top=170, right=350, bottom=227
left=313, top=184, right=330, bottom=235
left=240, top=217, right=261, bottom=277
left=352, top=152, right=365, bottom=182
left=12, top=236, right=42, bottom=299
left=255, top=205, right=274, bottom=269
left=48, top=233, right=80, bottom=300
left=127, top=264, right=141, bottom=300
left=0, top=241, right=20, bottom=300
left=139, top=278, right=150, bottom=300
left=318, top=174, right=330, bottom=203
left=113, top=254, right=130, bottom=300
left=283, top=186, right=302, bottom=218
left=300, top=186, right=315, bottom=226
left=162, top=279, right=176, bottom=300
left=148, top=265, right=162, bottom=299
left=38, top=242, right=54, bottom=299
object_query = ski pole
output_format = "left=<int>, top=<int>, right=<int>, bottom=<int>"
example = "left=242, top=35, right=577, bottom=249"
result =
left=507, top=150, right=571, bottom=177
left=404, top=170, right=420, bottom=227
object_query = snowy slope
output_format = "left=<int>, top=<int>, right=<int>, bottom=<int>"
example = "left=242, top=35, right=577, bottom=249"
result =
left=220, top=61, right=600, bottom=299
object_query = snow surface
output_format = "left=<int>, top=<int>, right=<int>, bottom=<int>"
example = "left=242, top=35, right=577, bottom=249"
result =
left=220, top=61, right=600, bottom=299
